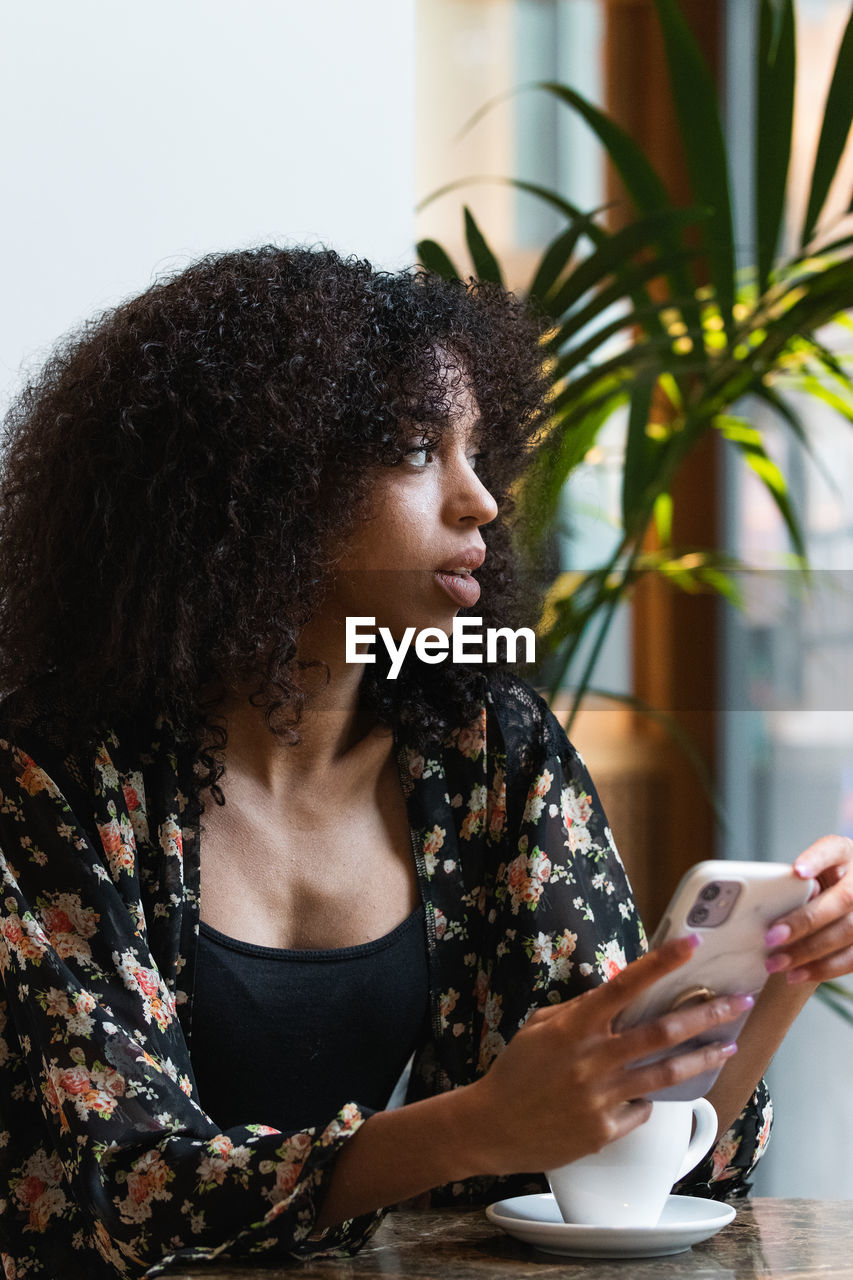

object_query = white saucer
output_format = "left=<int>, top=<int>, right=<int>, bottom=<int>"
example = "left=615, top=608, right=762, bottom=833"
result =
left=485, top=1192, right=736, bottom=1258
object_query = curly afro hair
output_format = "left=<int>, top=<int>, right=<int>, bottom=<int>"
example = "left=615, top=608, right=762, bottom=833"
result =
left=0, top=244, right=549, bottom=803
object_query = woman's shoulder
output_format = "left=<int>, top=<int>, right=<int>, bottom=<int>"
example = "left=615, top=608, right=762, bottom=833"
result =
left=0, top=685, right=178, bottom=800
left=484, top=672, right=573, bottom=761
left=0, top=687, right=100, bottom=835
left=481, top=672, right=583, bottom=816
left=0, top=684, right=81, bottom=767
left=0, top=690, right=199, bottom=859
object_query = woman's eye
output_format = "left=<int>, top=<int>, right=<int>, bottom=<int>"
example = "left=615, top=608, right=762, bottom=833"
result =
left=404, top=446, right=434, bottom=469
left=467, top=452, right=484, bottom=472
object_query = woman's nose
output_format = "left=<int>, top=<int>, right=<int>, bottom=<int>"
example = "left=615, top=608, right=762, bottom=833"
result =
left=449, top=452, right=499, bottom=526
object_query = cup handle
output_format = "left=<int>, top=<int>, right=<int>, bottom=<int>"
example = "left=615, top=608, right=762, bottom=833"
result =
left=676, top=1097, right=718, bottom=1181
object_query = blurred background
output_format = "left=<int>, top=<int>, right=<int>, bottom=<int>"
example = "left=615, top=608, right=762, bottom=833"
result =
left=2, top=0, right=852, bottom=1200
left=0, top=0, right=417, bottom=408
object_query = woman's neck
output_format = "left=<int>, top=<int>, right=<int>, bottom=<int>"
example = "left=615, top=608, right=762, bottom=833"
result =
left=214, top=655, right=392, bottom=802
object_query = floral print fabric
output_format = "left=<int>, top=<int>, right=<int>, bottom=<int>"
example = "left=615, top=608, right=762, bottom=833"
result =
left=0, top=675, right=770, bottom=1278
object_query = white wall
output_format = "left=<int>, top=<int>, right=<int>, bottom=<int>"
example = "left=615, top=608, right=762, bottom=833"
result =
left=0, top=0, right=416, bottom=412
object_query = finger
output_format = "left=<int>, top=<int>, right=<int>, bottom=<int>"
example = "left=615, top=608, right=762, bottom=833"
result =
left=541, top=1098, right=653, bottom=1170
left=522, top=944, right=700, bottom=1031
left=792, top=835, right=853, bottom=886
left=621, top=1036, right=738, bottom=1103
left=766, top=909, right=853, bottom=975
left=588, top=936, right=701, bottom=1023
left=601, top=1098, right=654, bottom=1146
left=785, top=943, right=853, bottom=986
left=766, top=872, right=853, bottom=955
left=613, top=991, right=755, bottom=1069
left=523, top=1003, right=567, bottom=1027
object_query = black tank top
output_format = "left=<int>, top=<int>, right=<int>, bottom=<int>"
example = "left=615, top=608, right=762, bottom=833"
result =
left=190, top=904, right=430, bottom=1133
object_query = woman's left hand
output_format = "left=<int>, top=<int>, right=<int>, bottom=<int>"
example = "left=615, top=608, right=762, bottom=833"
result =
left=764, top=835, right=853, bottom=985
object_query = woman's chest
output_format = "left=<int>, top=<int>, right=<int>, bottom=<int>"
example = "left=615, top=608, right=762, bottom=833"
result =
left=198, top=770, right=420, bottom=950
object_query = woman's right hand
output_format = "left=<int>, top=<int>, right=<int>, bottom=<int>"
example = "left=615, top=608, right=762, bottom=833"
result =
left=456, top=936, right=751, bottom=1177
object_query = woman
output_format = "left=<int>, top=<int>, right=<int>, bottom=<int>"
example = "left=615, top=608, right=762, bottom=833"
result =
left=0, top=246, right=849, bottom=1280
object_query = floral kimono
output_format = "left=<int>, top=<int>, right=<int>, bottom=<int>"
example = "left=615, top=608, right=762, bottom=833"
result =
left=0, top=674, right=771, bottom=1279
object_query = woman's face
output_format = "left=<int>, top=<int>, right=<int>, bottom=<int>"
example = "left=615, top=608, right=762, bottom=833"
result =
left=325, top=372, right=499, bottom=642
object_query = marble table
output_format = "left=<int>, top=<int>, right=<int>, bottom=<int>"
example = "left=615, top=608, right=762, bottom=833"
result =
left=162, top=1199, right=851, bottom=1278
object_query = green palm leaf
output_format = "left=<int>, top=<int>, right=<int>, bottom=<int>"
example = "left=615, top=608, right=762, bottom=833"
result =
left=756, top=0, right=796, bottom=291
left=538, top=81, right=705, bottom=347
left=551, top=303, right=680, bottom=385
left=548, top=343, right=663, bottom=419
left=621, top=377, right=659, bottom=533
left=801, top=5, right=853, bottom=247
left=463, top=207, right=503, bottom=284
left=652, top=0, right=736, bottom=331
left=416, top=239, right=461, bottom=281
left=528, top=214, right=601, bottom=303
left=535, top=81, right=670, bottom=218
left=518, top=387, right=628, bottom=557
left=548, top=264, right=700, bottom=360
left=717, top=416, right=806, bottom=557
left=544, top=208, right=703, bottom=321
left=417, top=173, right=586, bottom=220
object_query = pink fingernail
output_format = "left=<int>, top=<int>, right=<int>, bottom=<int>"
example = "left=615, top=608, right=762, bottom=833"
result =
left=765, top=924, right=791, bottom=947
left=732, top=993, right=755, bottom=1011
left=766, top=954, right=789, bottom=973
left=786, top=968, right=808, bottom=984
left=720, top=1042, right=738, bottom=1057
left=686, top=932, right=703, bottom=949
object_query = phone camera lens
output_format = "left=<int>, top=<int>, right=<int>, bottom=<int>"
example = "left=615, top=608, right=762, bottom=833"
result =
left=700, top=883, right=721, bottom=902
left=688, top=905, right=710, bottom=925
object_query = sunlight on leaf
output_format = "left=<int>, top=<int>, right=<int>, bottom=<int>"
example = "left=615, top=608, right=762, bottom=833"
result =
left=653, top=491, right=673, bottom=544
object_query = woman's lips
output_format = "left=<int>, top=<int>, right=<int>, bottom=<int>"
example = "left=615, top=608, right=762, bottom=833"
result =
left=434, top=570, right=481, bottom=608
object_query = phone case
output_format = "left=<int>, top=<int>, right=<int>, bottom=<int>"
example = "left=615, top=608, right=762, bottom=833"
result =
left=614, top=860, right=816, bottom=1102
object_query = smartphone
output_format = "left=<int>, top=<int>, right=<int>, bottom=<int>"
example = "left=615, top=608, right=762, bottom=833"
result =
left=614, top=860, right=817, bottom=1102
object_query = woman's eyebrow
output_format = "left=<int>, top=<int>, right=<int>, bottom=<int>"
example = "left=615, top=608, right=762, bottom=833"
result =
left=406, top=414, right=483, bottom=449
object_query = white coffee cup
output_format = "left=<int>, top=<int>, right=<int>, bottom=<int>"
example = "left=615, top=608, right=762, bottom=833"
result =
left=545, top=1097, right=717, bottom=1228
